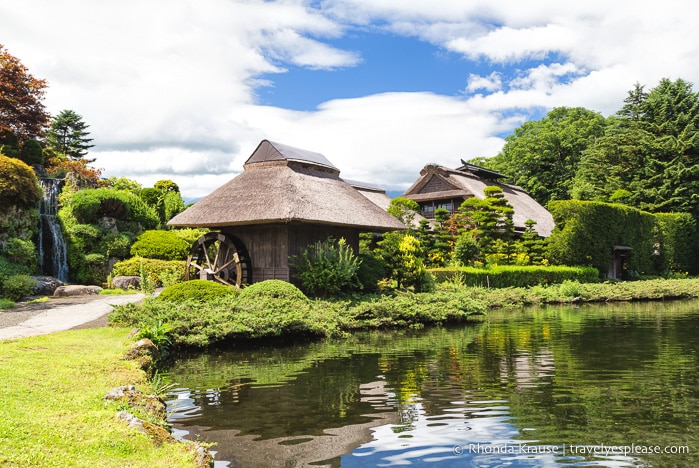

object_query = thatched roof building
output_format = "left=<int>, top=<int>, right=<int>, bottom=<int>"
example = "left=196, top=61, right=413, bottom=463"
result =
left=169, top=140, right=404, bottom=284
left=170, top=140, right=403, bottom=231
left=402, top=162, right=555, bottom=237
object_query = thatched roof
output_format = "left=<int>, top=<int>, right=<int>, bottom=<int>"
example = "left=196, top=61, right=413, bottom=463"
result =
left=402, top=164, right=555, bottom=237
left=168, top=140, right=405, bottom=231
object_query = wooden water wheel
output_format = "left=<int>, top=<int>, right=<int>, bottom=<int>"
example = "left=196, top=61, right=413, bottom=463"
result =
left=185, top=232, right=252, bottom=288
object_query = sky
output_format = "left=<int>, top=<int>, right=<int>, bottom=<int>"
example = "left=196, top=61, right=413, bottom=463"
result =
left=2, top=0, right=699, bottom=201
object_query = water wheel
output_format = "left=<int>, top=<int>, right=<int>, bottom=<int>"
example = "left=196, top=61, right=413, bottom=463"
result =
left=185, top=232, right=252, bottom=288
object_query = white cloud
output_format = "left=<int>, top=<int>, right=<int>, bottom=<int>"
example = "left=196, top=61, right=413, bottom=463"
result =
left=1, top=0, right=699, bottom=201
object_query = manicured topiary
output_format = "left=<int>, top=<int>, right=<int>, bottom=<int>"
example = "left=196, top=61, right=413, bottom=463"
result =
left=157, top=280, right=237, bottom=303
left=237, top=279, right=308, bottom=302
left=130, top=230, right=190, bottom=260
left=0, top=154, right=42, bottom=210
left=110, top=257, right=185, bottom=287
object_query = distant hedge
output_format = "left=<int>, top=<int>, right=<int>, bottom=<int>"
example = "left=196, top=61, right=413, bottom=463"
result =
left=548, top=200, right=699, bottom=276
left=429, top=265, right=599, bottom=288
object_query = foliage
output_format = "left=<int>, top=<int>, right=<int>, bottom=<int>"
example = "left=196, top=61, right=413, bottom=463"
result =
left=453, top=231, right=479, bottom=265
left=111, top=257, right=185, bottom=287
left=0, top=237, right=37, bottom=270
left=170, top=228, right=208, bottom=246
left=387, top=197, right=420, bottom=229
left=0, top=154, right=42, bottom=210
left=102, top=176, right=143, bottom=193
left=573, top=78, right=699, bottom=217
left=289, top=237, right=360, bottom=297
left=139, top=182, right=186, bottom=226
left=429, top=265, right=599, bottom=288
left=654, top=212, right=699, bottom=275
left=65, top=187, right=159, bottom=230
left=43, top=155, right=102, bottom=188
left=130, top=230, right=190, bottom=260
left=238, top=279, right=308, bottom=302
left=375, top=232, right=432, bottom=291
left=45, top=109, right=94, bottom=160
left=17, top=138, right=43, bottom=165
left=355, top=252, right=388, bottom=292
left=157, top=279, right=237, bottom=303
left=1, top=274, right=37, bottom=301
left=0, top=298, right=15, bottom=309
left=547, top=199, right=698, bottom=276
left=484, top=107, right=608, bottom=206
left=0, top=44, right=50, bottom=141
left=136, top=320, right=172, bottom=352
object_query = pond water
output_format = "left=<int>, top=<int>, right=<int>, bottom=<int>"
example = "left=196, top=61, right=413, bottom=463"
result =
left=162, top=300, right=699, bottom=467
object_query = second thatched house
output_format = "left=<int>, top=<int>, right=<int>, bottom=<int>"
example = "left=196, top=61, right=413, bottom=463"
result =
left=401, top=162, right=555, bottom=237
left=168, top=140, right=404, bottom=286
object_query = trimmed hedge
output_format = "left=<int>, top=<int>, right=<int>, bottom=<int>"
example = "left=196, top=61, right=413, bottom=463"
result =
left=548, top=200, right=699, bottom=276
left=68, top=188, right=159, bottom=230
left=110, top=257, right=185, bottom=287
left=130, top=230, right=190, bottom=260
left=157, top=280, right=237, bottom=303
left=429, top=265, right=599, bottom=288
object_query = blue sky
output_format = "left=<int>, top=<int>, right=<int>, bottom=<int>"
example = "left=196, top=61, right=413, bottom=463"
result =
left=2, top=0, right=698, bottom=199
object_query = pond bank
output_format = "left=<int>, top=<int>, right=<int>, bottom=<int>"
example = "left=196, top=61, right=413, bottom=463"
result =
left=0, top=327, right=207, bottom=467
left=110, top=277, right=699, bottom=350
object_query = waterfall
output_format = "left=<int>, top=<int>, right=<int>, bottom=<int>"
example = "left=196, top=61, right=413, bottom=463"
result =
left=38, top=178, right=69, bottom=282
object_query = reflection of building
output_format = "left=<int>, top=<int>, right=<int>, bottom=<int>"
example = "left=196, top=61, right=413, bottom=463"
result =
left=401, top=162, right=555, bottom=237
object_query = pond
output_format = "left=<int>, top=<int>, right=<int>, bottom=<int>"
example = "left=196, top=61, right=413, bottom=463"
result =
left=162, top=300, right=699, bottom=467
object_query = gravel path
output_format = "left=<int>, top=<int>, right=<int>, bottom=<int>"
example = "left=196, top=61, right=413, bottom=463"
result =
left=0, top=294, right=145, bottom=341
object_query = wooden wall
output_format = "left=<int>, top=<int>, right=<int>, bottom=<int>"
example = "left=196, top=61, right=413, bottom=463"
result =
left=224, top=223, right=361, bottom=284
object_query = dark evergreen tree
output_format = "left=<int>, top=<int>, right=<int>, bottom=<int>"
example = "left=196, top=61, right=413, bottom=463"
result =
left=46, top=109, right=94, bottom=161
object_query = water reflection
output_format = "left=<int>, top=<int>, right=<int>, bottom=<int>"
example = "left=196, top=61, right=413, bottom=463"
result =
left=163, top=301, right=699, bottom=467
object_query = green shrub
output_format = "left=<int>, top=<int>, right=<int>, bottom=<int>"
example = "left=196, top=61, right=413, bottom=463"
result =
left=0, top=298, right=15, bottom=309
left=429, top=265, right=599, bottom=288
left=110, top=257, right=185, bottom=287
left=157, top=280, right=237, bottom=303
left=67, top=188, right=159, bottom=230
left=356, top=253, right=387, bottom=292
left=1, top=275, right=37, bottom=301
left=0, top=155, right=42, bottom=210
left=0, top=237, right=37, bottom=269
left=130, top=230, right=190, bottom=260
left=238, top=279, right=308, bottom=302
left=170, top=228, right=208, bottom=246
left=289, top=237, right=360, bottom=297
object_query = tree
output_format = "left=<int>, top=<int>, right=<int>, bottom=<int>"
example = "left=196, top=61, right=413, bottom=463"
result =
left=387, top=197, right=420, bottom=230
left=573, top=78, right=699, bottom=217
left=0, top=44, right=50, bottom=142
left=45, top=109, right=94, bottom=161
left=485, top=107, right=608, bottom=206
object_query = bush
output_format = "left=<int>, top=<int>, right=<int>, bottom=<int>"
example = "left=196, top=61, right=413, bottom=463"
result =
left=0, top=154, right=42, bottom=210
left=68, top=188, right=159, bottom=230
left=157, top=280, right=237, bottom=303
left=289, top=238, right=360, bottom=297
left=110, top=257, right=185, bottom=287
left=0, top=237, right=37, bottom=269
left=130, top=230, right=190, bottom=260
left=429, top=265, right=599, bottom=288
left=356, top=253, right=387, bottom=292
left=1, top=275, right=37, bottom=301
left=237, top=279, right=308, bottom=302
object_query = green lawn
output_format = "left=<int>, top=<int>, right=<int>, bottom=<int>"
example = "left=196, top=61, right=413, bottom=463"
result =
left=0, top=328, right=200, bottom=467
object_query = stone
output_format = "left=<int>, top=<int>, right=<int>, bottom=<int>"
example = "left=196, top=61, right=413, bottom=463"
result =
left=112, top=275, right=141, bottom=290
left=31, top=276, right=64, bottom=296
left=52, top=284, right=102, bottom=297
left=106, top=385, right=166, bottom=420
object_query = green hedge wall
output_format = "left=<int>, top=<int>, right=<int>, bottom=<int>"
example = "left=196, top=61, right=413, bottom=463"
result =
left=130, top=230, right=190, bottom=260
left=548, top=200, right=699, bottom=276
left=429, top=265, right=599, bottom=288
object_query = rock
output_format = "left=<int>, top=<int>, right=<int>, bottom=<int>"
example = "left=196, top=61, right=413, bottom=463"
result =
left=124, top=338, right=161, bottom=371
left=112, top=275, right=141, bottom=290
left=106, top=385, right=167, bottom=420
left=31, top=276, right=64, bottom=296
left=52, top=284, right=102, bottom=297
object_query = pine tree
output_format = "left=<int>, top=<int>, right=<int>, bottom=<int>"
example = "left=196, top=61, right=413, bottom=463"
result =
left=46, top=109, right=94, bottom=161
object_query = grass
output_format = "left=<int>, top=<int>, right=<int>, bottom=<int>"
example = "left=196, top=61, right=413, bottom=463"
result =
left=0, top=328, right=203, bottom=467
left=0, top=298, right=15, bottom=309
left=100, top=288, right=141, bottom=295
